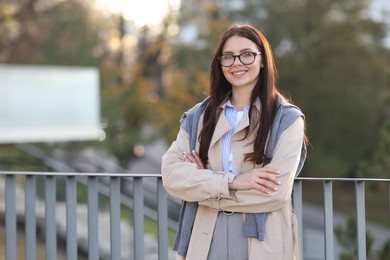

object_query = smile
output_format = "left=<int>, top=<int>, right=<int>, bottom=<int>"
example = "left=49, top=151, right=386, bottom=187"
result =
left=232, top=70, right=247, bottom=76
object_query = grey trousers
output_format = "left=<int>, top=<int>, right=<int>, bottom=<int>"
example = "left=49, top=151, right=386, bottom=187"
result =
left=207, top=212, right=248, bottom=260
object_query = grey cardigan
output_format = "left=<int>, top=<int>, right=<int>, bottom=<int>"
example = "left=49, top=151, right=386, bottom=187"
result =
left=173, top=95, right=306, bottom=257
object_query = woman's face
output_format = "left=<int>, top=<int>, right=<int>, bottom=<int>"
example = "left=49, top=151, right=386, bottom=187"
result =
left=220, top=35, right=262, bottom=92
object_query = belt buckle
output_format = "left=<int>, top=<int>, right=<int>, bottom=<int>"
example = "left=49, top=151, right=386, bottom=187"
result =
left=222, top=210, right=235, bottom=216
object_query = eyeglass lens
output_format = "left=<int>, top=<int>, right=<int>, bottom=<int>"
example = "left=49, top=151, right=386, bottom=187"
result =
left=220, top=52, right=258, bottom=67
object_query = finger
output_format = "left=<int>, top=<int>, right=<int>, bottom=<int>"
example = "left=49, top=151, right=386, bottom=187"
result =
left=252, top=182, right=273, bottom=194
left=254, top=169, right=281, bottom=186
left=256, top=176, right=279, bottom=192
left=262, top=173, right=282, bottom=186
left=191, top=150, right=204, bottom=168
left=183, top=152, right=195, bottom=162
left=183, top=154, right=190, bottom=162
left=261, top=167, right=281, bottom=174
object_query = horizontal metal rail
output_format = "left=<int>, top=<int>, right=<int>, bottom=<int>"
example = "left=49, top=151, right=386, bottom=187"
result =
left=1, top=172, right=389, bottom=260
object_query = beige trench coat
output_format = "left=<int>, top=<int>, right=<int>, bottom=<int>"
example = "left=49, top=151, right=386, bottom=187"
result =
left=162, top=101, right=304, bottom=260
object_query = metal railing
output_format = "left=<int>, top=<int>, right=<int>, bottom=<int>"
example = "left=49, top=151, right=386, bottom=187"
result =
left=1, top=172, right=174, bottom=260
left=293, top=177, right=390, bottom=260
left=0, top=171, right=389, bottom=260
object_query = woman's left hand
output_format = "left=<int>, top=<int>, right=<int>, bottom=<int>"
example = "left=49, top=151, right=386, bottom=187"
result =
left=183, top=150, right=205, bottom=169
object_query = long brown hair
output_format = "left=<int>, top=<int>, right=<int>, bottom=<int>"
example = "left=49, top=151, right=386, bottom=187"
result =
left=199, top=23, right=283, bottom=166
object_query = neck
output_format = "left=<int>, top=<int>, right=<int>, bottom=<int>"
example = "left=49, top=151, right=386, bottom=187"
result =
left=231, top=92, right=250, bottom=111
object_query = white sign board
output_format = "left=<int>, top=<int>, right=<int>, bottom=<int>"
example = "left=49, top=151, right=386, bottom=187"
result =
left=0, top=64, right=104, bottom=143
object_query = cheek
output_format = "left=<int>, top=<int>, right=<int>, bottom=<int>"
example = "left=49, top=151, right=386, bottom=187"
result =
left=222, top=68, right=231, bottom=80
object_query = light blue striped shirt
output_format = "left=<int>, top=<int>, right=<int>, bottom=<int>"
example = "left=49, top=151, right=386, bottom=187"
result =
left=222, top=100, right=250, bottom=175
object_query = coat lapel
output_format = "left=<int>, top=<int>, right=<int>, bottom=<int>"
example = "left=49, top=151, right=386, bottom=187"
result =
left=209, top=111, right=230, bottom=149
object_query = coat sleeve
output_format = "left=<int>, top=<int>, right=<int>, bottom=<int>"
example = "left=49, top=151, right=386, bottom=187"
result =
left=198, top=117, right=305, bottom=213
left=161, top=127, right=236, bottom=202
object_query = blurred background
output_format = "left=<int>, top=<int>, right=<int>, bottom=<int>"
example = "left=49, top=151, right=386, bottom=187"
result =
left=0, top=0, right=390, bottom=258
left=1, top=0, right=388, bottom=177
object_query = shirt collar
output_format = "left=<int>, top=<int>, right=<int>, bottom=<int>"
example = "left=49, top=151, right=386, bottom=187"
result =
left=221, top=98, right=261, bottom=113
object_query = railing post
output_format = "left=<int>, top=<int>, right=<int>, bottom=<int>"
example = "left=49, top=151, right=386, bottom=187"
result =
left=133, top=176, right=144, bottom=260
left=45, top=175, right=57, bottom=260
left=355, top=181, right=366, bottom=260
left=5, top=175, right=16, bottom=260
left=323, top=181, right=334, bottom=260
left=25, top=175, right=36, bottom=260
left=66, top=176, right=77, bottom=260
left=293, top=180, right=303, bottom=258
left=110, top=176, right=121, bottom=260
left=88, top=176, right=99, bottom=259
left=157, top=178, right=168, bottom=260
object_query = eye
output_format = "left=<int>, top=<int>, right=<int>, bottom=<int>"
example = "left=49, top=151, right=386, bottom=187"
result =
left=241, top=52, right=254, bottom=57
left=221, top=54, right=234, bottom=60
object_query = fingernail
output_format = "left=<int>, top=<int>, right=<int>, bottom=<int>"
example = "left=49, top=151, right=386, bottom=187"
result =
left=278, top=181, right=282, bottom=185
left=274, top=187, right=278, bottom=191
left=192, top=150, right=196, bottom=154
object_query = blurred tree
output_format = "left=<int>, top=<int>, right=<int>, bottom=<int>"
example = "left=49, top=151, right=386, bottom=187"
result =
left=358, top=94, right=390, bottom=180
left=157, top=0, right=231, bottom=143
left=0, top=0, right=104, bottom=65
left=335, top=214, right=390, bottom=260
left=380, top=239, right=390, bottom=260
left=228, top=0, right=390, bottom=176
left=357, top=72, right=390, bottom=180
left=335, top=215, right=374, bottom=260
left=0, top=0, right=157, bottom=169
left=99, top=10, right=178, bottom=167
left=100, top=61, right=153, bottom=167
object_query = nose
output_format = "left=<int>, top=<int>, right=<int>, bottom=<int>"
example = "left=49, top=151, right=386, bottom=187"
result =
left=232, top=56, right=243, bottom=66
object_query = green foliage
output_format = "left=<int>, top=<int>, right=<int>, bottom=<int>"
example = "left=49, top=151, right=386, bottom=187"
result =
left=335, top=215, right=390, bottom=260
left=380, top=239, right=390, bottom=260
left=335, top=215, right=374, bottom=259
left=100, top=62, right=154, bottom=167
left=1, top=0, right=104, bottom=66
left=38, top=1, right=103, bottom=66
left=1, top=1, right=160, bottom=168
left=2, top=0, right=390, bottom=178
left=157, top=0, right=231, bottom=143
left=157, top=68, right=209, bottom=143
left=226, top=0, right=390, bottom=176
left=358, top=93, right=390, bottom=179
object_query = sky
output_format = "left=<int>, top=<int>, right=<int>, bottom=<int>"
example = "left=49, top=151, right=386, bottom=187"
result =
left=95, top=0, right=389, bottom=46
left=95, top=0, right=180, bottom=27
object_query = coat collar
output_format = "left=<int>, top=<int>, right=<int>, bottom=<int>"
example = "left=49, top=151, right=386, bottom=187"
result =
left=208, top=98, right=261, bottom=150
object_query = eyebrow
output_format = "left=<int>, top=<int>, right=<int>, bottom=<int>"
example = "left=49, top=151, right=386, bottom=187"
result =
left=222, top=48, right=255, bottom=54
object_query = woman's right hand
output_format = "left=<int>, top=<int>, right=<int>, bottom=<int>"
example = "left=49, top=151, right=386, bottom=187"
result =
left=229, top=167, right=281, bottom=194
left=183, top=150, right=205, bottom=169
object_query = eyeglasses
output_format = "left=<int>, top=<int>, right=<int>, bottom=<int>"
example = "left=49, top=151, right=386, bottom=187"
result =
left=218, top=51, right=262, bottom=67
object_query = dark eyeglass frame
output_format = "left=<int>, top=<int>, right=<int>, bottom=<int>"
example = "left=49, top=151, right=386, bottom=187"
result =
left=218, top=51, right=262, bottom=67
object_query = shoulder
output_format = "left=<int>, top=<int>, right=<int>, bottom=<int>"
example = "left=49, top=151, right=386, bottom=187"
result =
left=275, top=95, right=304, bottom=128
left=266, top=95, right=305, bottom=155
left=180, top=97, right=210, bottom=131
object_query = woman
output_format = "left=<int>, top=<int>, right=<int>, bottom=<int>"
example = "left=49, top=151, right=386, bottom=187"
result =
left=161, top=23, right=307, bottom=260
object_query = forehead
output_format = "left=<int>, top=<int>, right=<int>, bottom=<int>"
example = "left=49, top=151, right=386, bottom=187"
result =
left=222, top=35, right=258, bottom=53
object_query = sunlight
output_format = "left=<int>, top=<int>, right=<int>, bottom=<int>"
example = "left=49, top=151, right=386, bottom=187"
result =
left=96, top=0, right=180, bottom=27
